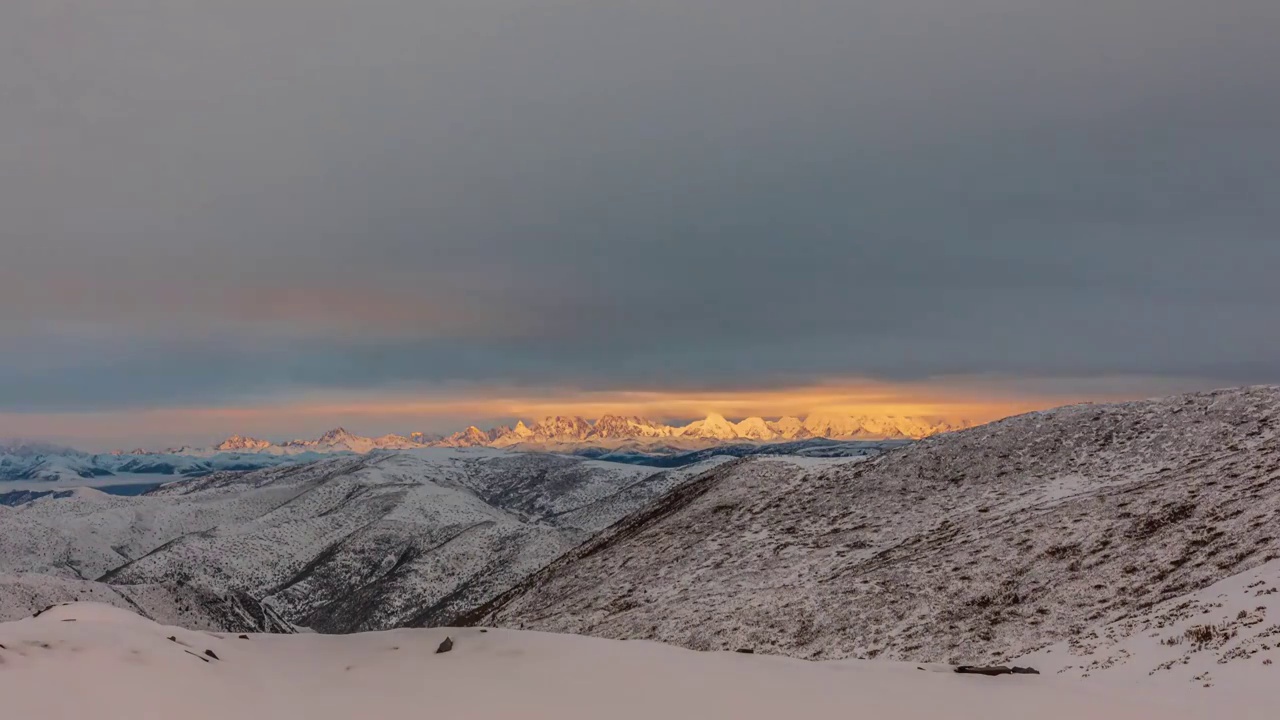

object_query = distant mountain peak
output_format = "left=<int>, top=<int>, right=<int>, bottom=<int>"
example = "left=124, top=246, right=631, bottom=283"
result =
left=214, top=435, right=273, bottom=452
left=318, top=427, right=357, bottom=443
left=591, top=415, right=671, bottom=440
left=733, top=417, right=778, bottom=441
left=679, top=413, right=742, bottom=440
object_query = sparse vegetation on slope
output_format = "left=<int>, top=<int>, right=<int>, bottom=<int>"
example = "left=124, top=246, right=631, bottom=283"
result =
left=478, top=387, right=1280, bottom=664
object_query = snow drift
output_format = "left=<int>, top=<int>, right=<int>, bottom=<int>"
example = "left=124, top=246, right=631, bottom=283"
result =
left=0, top=602, right=1251, bottom=720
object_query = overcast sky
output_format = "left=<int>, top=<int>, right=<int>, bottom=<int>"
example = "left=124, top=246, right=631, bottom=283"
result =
left=3, top=1, right=1279, bottom=445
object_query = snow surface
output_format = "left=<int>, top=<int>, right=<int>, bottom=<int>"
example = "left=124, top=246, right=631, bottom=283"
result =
left=0, top=602, right=1254, bottom=720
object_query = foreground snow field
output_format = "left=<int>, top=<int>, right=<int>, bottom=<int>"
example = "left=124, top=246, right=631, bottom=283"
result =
left=0, top=603, right=1253, bottom=720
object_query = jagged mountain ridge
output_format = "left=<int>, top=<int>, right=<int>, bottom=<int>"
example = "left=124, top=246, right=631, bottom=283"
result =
left=473, top=386, right=1280, bottom=665
left=117, top=412, right=971, bottom=458
left=0, top=412, right=932, bottom=485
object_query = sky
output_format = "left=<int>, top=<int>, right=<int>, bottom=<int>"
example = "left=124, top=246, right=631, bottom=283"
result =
left=2, top=1, right=1279, bottom=449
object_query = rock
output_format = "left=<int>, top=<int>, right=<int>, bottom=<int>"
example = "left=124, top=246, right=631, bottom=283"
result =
left=204, top=649, right=220, bottom=660
left=955, top=666, right=1010, bottom=676
left=32, top=604, right=58, bottom=618
left=735, top=648, right=755, bottom=654
left=238, top=635, right=249, bottom=640
left=436, top=637, right=454, bottom=654
left=953, top=665, right=1039, bottom=676
left=167, top=636, right=177, bottom=642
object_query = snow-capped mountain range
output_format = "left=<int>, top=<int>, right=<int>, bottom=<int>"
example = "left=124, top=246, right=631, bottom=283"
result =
left=1, top=414, right=968, bottom=484
left=122, top=413, right=973, bottom=458
left=0, top=412, right=930, bottom=485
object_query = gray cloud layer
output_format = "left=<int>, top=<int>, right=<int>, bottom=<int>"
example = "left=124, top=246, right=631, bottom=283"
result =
left=3, top=1, right=1279, bottom=411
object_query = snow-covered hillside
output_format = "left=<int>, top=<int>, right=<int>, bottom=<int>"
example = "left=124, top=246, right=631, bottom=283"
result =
left=1015, top=557, right=1280, bottom=693
left=1, top=602, right=1251, bottom=720
left=0, top=574, right=296, bottom=634
left=0, top=450, right=725, bottom=632
left=0, top=440, right=320, bottom=484
left=477, top=387, right=1280, bottom=666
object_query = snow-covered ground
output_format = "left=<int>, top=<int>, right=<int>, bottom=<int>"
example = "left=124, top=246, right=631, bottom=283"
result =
left=1016, top=557, right=1280, bottom=694
left=0, top=602, right=1254, bottom=720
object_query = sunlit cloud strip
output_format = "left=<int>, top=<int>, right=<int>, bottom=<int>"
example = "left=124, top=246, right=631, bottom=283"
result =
left=0, top=376, right=1194, bottom=451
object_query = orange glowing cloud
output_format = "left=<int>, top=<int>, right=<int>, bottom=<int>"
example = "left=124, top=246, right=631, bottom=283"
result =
left=0, top=376, right=1164, bottom=451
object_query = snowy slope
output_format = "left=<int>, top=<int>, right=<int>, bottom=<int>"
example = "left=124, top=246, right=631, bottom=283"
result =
left=0, top=574, right=296, bottom=634
left=0, top=602, right=1250, bottom=720
left=1015, top=557, right=1280, bottom=694
left=101, top=453, right=585, bottom=631
left=1, top=450, right=711, bottom=632
left=0, top=474, right=324, bottom=581
left=478, top=387, right=1280, bottom=664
